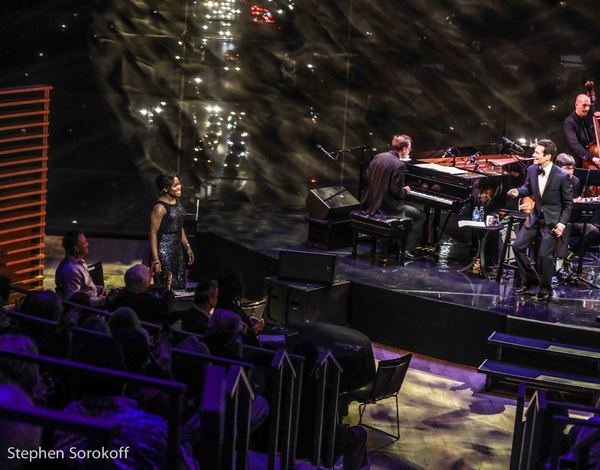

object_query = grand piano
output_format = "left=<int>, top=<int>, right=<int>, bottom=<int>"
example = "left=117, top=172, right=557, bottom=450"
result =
left=405, top=153, right=532, bottom=214
left=396, top=151, right=532, bottom=242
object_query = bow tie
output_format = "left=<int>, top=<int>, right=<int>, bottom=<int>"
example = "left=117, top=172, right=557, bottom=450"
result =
left=538, top=167, right=546, bottom=176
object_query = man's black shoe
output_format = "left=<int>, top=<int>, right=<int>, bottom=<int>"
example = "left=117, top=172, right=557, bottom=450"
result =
left=515, top=283, right=537, bottom=295
left=534, top=290, right=553, bottom=302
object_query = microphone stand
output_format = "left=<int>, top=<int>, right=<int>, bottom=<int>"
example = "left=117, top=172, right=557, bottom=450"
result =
left=332, top=145, right=370, bottom=201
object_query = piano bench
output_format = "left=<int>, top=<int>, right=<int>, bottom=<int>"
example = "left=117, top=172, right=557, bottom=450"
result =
left=350, top=210, right=413, bottom=263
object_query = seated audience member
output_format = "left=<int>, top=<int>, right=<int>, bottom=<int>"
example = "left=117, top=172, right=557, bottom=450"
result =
left=203, top=309, right=244, bottom=361
left=203, top=309, right=269, bottom=432
left=79, top=316, right=110, bottom=334
left=108, top=307, right=145, bottom=336
left=64, top=291, right=93, bottom=327
left=216, top=269, right=263, bottom=346
left=0, top=384, right=42, bottom=470
left=55, top=230, right=105, bottom=306
left=182, top=279, right=218, bottom=335
left=15, top=291, right=68, bottom=358
left=106, top=264, right=175, bottom=325
left=20, top=290, right=62, bottom=321
left=0, top=335, right=47, bottom=405
left=54, top=335, right=167, bottom=469
left=294, top=341, right=368, bottom=470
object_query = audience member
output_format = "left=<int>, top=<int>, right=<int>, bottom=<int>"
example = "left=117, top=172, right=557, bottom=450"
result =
left=203, top=310, right=269, bottom=433
left=216, top=269, right=263, bottom=346
left=0, top=335, right=47, bottom=405
left=0, top=384, right=42, bottom=470
left=55, top=230, right=105, bottom=306
left=79, top=316, right=110, bottom=334
left=54, top=334, right=167, bottom=469
left=294, top=341, right=368, bottom=470
left=182, top=279, right=218, bottom=335
left=64, top=291, right=93, bottom=327
left=12, top=292, right=68, bottom=358
left=106, top=264, right=175, bottom=324
left=108, top=307, right=143, bottom=336
left=20, top=290, right=62, bottom=321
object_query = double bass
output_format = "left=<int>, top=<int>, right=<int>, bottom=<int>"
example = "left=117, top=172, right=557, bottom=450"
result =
left=581, top=81, right=600, bottom=196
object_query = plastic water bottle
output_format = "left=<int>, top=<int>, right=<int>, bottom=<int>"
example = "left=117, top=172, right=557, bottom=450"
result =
left=472, top=206, right=480, bottom=222
left=588, top=268, right=595, bottom=283
left=478, top=206, right=485, bottom=221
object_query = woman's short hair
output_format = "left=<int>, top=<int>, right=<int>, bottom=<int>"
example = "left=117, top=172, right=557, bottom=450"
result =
left=155, top=173, right=178, bottom=192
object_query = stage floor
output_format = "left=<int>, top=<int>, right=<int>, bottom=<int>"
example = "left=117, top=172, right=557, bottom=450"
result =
left=198, top=204, right=600, bottom=331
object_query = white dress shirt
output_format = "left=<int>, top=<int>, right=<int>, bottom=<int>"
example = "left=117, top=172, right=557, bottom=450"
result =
left=538, top=162, right=552, bottom=196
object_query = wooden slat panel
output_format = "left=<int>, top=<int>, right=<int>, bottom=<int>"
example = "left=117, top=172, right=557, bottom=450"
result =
left=0, top=155, right=46, bottom=168
left=0, top=232, right=44, bottom=246
left=0, top=210, right=46, bottom=225
left=12, top=276, right=45, bottom=287
left=0, top=99, right=48, bottom=108
left=1, top=253, right=45, bottom=268
left=0, top=144, right=47, bottom=156
left=0, top=84, right=50, bottom=289
left=0, top=188, right=45, bottom=202
left=0, top=240, right=45, bottom=255
left=0, top=86, right=52, bottom=96
left=0, top=110, right=49, bottom=120
left=0, top=199, right=44, bottom=213
left=0, top=122, right=48, bottom=132
left=0, top=265, right=45, bottom=277
left=0, top=167, right=45, bottom=179
left=0, top=133, right=48, bottom=144
left=0, top=177, right=46, bottom=190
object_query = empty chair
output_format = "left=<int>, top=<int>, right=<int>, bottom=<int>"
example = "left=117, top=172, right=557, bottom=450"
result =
left=344, top=353, right=412, bottom=440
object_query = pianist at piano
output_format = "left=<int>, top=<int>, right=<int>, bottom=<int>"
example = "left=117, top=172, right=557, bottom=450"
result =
left=506, top=139, right=573, bottom=302
left=360, top=134, right=427, bottom=257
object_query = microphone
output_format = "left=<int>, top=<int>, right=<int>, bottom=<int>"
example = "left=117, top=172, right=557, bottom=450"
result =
left=468, top=151, right=481, bottom=164
left=316, top=144, right=337, bottom=160
left=441, top=147, right=456, bottom=158
left=501, top=137, right=524, bottom=154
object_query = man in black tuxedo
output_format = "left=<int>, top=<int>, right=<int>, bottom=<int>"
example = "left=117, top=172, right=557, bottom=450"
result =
left=507, top=140, right=573, bottom=301
left=360, top=134, right=426, bottom=257
left=563, top=94, right=598, bottom=167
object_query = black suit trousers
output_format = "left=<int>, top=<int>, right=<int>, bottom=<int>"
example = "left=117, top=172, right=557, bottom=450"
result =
left=513, top=221, right=558, bottom=293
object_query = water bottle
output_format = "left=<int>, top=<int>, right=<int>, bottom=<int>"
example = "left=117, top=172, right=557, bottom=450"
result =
left=478, top=206, right=485, bottom=222
left=472, top=205, right=480, bottom=222
left=588, top=268, right=595, bottom=283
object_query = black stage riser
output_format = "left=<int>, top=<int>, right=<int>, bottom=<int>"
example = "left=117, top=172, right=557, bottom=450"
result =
left=506, top=317, right=600, bottom=350
left=190, top=232, right=278, bottom=298
left=350, top=283, right=507, bottom=366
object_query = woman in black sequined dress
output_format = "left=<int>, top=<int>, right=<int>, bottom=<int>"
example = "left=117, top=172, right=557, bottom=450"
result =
left=149, top=174, right=195, bottom=289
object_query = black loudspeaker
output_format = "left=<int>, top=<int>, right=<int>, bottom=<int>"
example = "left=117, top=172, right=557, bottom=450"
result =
left=306, top=186, right=359, bottom=220
left=265, top=277, right=350, bottom=325
left=278, top=250, right=337, bottom=284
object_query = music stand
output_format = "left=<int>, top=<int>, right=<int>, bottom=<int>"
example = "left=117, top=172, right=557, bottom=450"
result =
left=562, top=169, right=600, bottom=287
left=574, top=168, right=600, bottom=195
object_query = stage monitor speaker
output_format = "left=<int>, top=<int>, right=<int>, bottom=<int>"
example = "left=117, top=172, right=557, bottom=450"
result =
left=306, top=186, right=359, bottom=220
left=278, top=249, right=337, bottom=284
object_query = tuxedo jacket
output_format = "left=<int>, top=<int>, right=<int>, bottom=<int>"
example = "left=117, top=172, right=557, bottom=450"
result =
left=517, top=163, right=573, bottom=229
left=360, top=150, right=407, bottom=214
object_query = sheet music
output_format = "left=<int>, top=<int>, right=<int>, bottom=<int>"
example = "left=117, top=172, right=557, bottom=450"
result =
left=414, top=163, right=468, bottom=175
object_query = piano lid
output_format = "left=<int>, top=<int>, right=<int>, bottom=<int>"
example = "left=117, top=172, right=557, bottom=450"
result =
left=412, top=163, right=468, bottom=175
